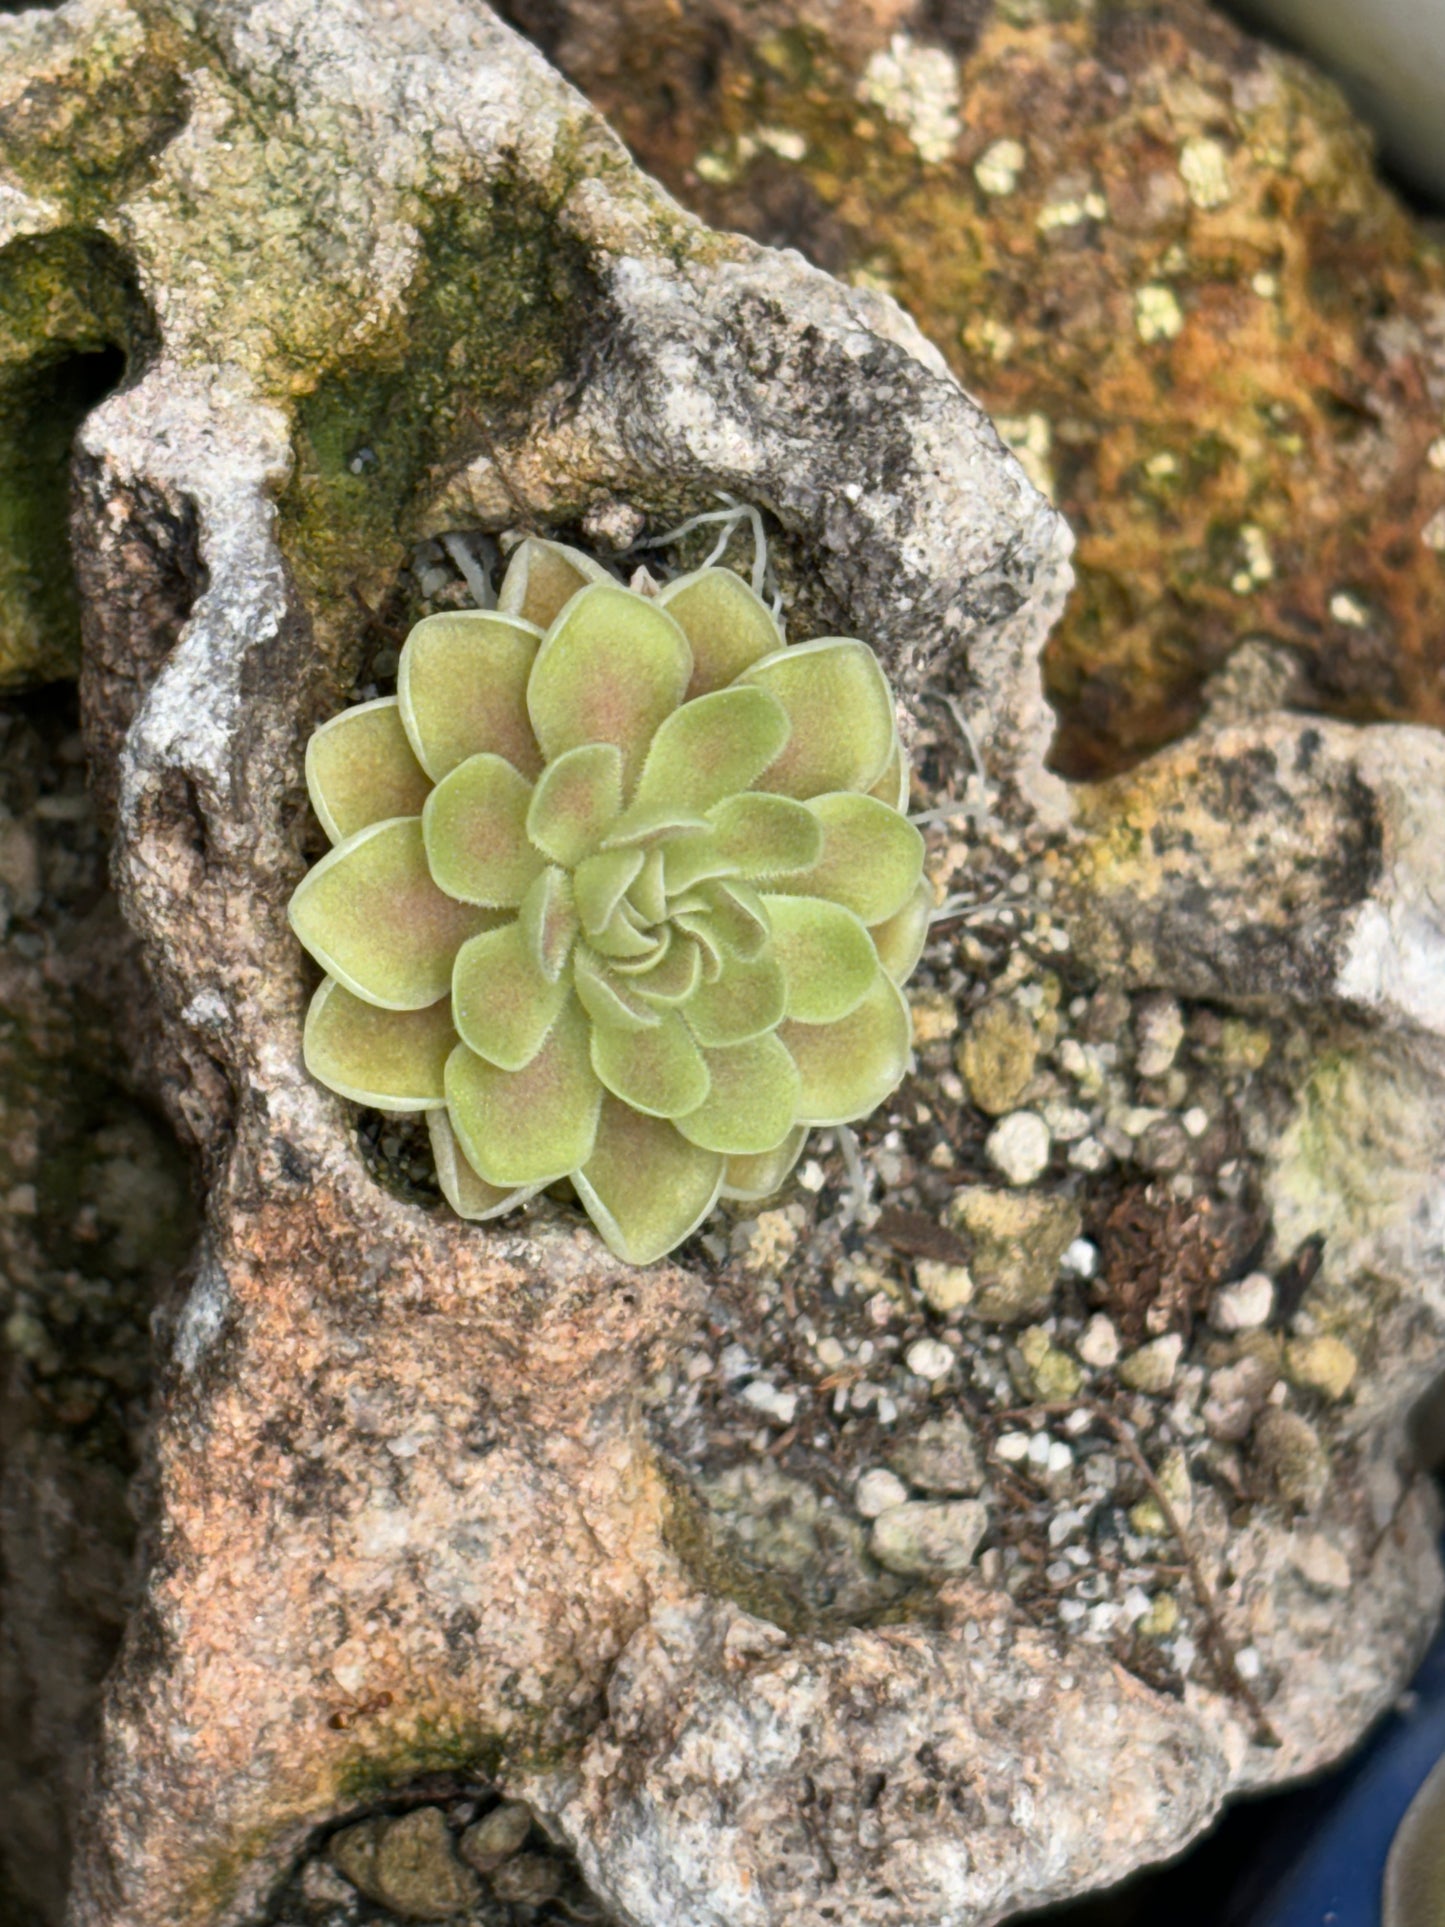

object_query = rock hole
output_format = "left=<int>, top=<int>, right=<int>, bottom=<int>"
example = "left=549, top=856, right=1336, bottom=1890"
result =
left=1, top=230, right=156, bottom=697
left=267, top=1782, right=614, bottom=1925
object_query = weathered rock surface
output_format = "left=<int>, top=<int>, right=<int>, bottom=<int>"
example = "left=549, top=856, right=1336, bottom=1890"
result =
left=498, top=0, right=1445, bottom=776
left=2, top=2, right=1444, bottom=1926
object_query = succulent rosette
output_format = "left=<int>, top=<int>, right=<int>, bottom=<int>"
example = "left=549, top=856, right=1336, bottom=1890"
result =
left=289, top=537, right=930, bottom=1264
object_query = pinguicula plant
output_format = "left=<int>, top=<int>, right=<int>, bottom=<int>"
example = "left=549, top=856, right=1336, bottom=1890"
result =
left=289, top=534, right=929, bottom=1264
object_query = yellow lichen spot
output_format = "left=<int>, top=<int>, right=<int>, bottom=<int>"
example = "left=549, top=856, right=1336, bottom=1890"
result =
left=975, top=138, right=1026, bottom=196
left=1179, top=136, right=1232, bottom=210
left=963, top=315, right=1017, bottom=363
left=857, top=35, right=962, bottom=167
left=995, top=413, right=1054, bottom=500
left=1038, top=189, right=1108, bottom=232
left=1329, top=591, right=1369, bottom=627
left=1144, top=452, right=1179, bottom=480
left=757, top=127, right=807, bottom=162
left=1135, top=284, right=1184, bottom=344
left=1231, top=524, right=1274, bottom=594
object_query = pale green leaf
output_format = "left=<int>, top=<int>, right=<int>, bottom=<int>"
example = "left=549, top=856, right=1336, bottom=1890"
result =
left=660, top=829, right=741, bottom=896
left=496, top=536, right=611, bottom=630
left=657, top=566, right=784, bottom=698
left=684, top=949, right=786, bottom=1046
left=452, top=920, right=567, bottom=1071
left=740, top=638, right=895, bottom=799
left=600, top=801, right=710, bottom=849
left=633, top=686, right=790, bottom=813
left=627, top=932, right=702, bottom=1003
left=525, top=742, right=623, bottom=866
left=518, top=866, right=578, bottom=982
left=590, top=1008, right=709, bottom=1118
left=398, top=611, right=543, bottom=782
left=721, top=1125, right=808, bottom=1202
left=303, top=978, right=454, bottom=1110
left=706, top=793, right=822, bottom=877
left=527, top=582, right=691, bottom=789
left=674, top=1033, right=800, bottom=1155
left=445, top=999, right=601, bottom=1187
left=422, top=753, right=542, bottom=907
left=775, top=792, right=924, bottom=924
left=781, top=972, right=912, bottom=1125
left=574, top=1096, right=725, bottom=1264
left=697, top=879, right=769, bottom=960
left=305, top=697, right=431, bottom=846
left=871, top=877, right=932, bottom=985
left=632, top=846, right=668, bottom=925
left=574, top=846, right=644, bottom=936
left=763, top=893, right=878, bottom=1022
left=428, top=1108, right=543, bottom=1222
left=672, top=910, right=724, bottom=981
left=574, top=945, right=661, bottom=1032
left=288, top=817, right=489, bottom=1010
left=588, top=904, right=663, bottom=961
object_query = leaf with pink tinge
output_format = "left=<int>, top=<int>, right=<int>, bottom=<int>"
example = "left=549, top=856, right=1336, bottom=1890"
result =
left=721, top=1125, right=808, bottom=1202
left=871, top=877, right=932, bottom=985
left=428, top=1109, right=544, bottom=1222
left=527, top=583, right=691, bottom=789
left=525, top=742, right=622, bottom=866
left=445, top=999, right=601, bottom=1187
left=452, top=921, right=567, bottom=1071
left=574, top=945, right=661, bottom=1032
left=674, top=1032, right=800, bottom=1155
left=590, top=1008, right=709, bottom=1118
left=288, top=817, right=490, bottom=1010
left=575, top=1097, right=725, bottom=1265
left=303, top=979, right=455, bottom=1110
left=684, top=949, right=786, bottom=1046
left=657, top=566, right=784, bottom=699
left=423, top=754, right=542, bottom=907
left=398, top=611, right=543, bottom=781
left=633, top=686, right=790, bottom=813
left=741, top=639, right=895, bottom=799
left=706, top=793, right=822, bottom=877
left=306, top=697, right=431, bottom=845
left=660, top=830, right=740, bottom=896
left=781, top=973, right=912, bottom=1125
left=497, top=536, right=611, bottom=630
left=776, top=793, right=924, bottom=924
left=764, top=893, right=878, bottom=1023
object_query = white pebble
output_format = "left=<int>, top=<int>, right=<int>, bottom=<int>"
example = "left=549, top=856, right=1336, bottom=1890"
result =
left=905, top=1337, right=955, bottom=1381
left=1047, top=1440, right=1074, bottom=1474
left=1210, top=1271, right=1274, bottom=1334
left=1061, top=1237, right=1098, bottom=1280
left=1181, top=1105, right=1210, bottom=1138
left=1235, top=1645, right=1262, bottom=1680
left=1027, top=1431, right=1052, bottom=1469
left=741, top=1380, right=797, bottom=1424
left=815, top=1337, right=846, bottom=1370
left=1076, top=1313, right=1120, bottom=1369
left=996, top=1430, right=1031, bottom=1462
left=985, top=1110, right=1051, bottom=1185
left=1068, top=1135, right=1110, bottom=1173
left=855, top=1467, right=910, bottom=1517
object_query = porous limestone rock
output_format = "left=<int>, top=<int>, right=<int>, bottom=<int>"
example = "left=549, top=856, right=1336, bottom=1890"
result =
left=4, top=2, right=1445, bottom=1926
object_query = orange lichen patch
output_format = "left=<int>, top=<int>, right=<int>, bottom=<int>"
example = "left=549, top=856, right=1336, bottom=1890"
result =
left=511, top=0, right=1445, bottom=775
